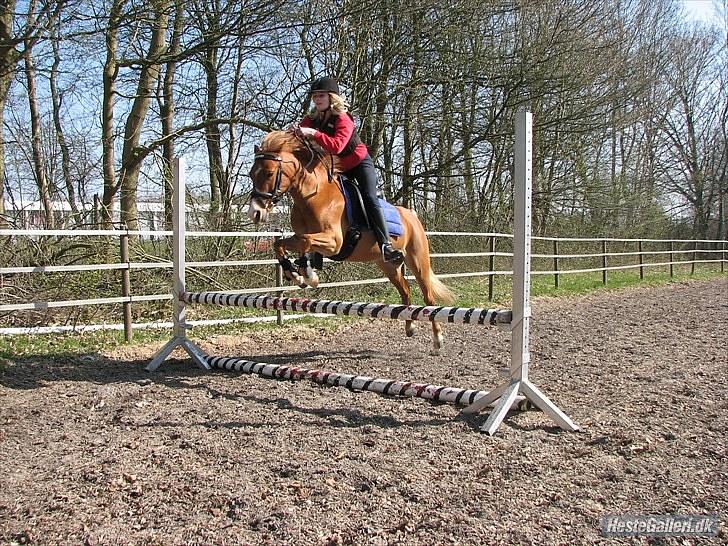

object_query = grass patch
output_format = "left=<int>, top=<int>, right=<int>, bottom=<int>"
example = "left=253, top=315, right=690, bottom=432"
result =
left=0, top=314, right=345, bottom=362
left=530, top=265, right=724, bottom=298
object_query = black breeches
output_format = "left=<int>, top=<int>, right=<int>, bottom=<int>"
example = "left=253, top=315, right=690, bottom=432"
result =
left=344, top=155, right=390, bottom=244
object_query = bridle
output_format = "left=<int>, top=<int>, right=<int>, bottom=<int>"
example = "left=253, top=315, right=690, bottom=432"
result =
left=250, top=135, right=335, bottom=205
left=250, top=152, right=286, bottom=205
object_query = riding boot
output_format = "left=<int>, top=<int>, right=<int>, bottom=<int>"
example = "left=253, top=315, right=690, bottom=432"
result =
left=369, top=204, right=405, bottom=266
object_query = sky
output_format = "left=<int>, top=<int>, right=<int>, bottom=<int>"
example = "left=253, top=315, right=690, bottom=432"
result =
left=682, top=0, right=721, bottom=22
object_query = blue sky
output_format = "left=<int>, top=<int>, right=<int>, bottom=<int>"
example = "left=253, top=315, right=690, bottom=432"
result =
left=682, top=0, right=720, bottom=22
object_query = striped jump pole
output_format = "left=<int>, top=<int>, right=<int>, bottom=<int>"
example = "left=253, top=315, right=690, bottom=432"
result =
left=181, top=292, right=513, bottom=327
left=208, top=355, right=528, bottom=410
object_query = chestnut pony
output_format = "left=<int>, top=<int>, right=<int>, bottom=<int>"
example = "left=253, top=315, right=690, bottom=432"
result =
left=247, top=130, right=454, bottom=354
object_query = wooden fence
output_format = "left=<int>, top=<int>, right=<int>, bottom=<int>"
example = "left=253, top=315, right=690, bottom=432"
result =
left=0, top=228, right=725, bottom=337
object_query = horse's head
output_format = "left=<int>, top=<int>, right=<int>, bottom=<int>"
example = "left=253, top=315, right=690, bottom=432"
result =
left=247, top=131, right=302, bottom=224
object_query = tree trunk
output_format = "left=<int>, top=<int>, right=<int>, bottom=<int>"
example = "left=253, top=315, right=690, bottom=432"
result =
left=50, top=16, right=81, bottom=226
left=118, top=0, right=169, bottom=231
left=161, top=0, right=183, bottom=229
left=101, top=0, right=124, bottom=228
left=203, top=45, right=224, bottom=224
left=0, top=0, right=20, bottom=228
left=434, top=83, right=453, bottom=227
left=24, top=42, right=55, bottom=228
left=0, top=73, right=11, bottom=228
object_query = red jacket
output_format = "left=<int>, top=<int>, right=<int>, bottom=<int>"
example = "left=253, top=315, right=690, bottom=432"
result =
left=300, top=112, right=368, bottom=172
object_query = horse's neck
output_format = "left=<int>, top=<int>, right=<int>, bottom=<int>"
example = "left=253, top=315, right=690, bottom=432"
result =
left=289, top=168, right=319, bottom=202
left=290, top=173, right=345, bottom=228
left=291, top=161, right=336, bottom=199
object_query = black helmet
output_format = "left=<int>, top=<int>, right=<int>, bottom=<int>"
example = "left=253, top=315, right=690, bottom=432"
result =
left=310, top=77, right=340, bottom=95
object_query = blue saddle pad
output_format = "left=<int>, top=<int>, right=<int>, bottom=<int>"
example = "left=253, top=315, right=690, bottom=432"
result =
left=341, top=180, right=404, bottom=237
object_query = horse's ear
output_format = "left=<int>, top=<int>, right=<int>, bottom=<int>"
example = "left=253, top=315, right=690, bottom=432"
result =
left=254, top=144, right=260, bottom=154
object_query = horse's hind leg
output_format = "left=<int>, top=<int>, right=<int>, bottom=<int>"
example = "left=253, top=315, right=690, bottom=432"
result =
left=381, top=263, right=415, bottom=338
left=401, top=228, right=451, bottom=356
left=411, top=268, right=445, bottom=355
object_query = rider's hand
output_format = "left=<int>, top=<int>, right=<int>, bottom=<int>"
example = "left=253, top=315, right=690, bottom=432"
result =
left=298, top=127, right=317, bottom=138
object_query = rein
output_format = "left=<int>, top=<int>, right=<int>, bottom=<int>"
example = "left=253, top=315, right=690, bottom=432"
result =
left=297, top=133, right=335, bottom=182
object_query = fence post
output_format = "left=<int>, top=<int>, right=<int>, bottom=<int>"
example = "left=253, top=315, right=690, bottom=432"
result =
left=670, top=241, right=675, bottom=277
left=602, top=239, right=608, bottom=286
left=553, top=239, right=559, bottom=288
left=488, top=236, right=495, bottom=301
left=274, top=235, right=285, bottom=325
left=276, top=262, right=284, bottom=326
left=146, top=157, right=210, bottom=372
left=691, top=241, right=696, bottom=275
left=120, top=233, right=133, bottom=342
left=722, top=241, right=726, bottom=274
left=638, top=240, right=644, bottom=280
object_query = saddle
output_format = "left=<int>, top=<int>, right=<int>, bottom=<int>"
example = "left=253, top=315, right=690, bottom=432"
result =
left=328, top=176, right=403, bottom=262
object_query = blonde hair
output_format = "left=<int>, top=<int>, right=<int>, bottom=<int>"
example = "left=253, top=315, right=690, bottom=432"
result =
left=308, top=92, right=349, bottom=118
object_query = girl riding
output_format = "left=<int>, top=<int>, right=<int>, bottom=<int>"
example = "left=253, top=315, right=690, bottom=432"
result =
left=290, top=77, right=405, bottom=265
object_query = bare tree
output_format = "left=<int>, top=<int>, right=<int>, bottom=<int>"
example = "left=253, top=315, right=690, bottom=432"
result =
left=50, top=11, right=81, bottom=226
left=100, top=0, right=124, bottom=228
left=159, top=0, right=183, bottom=228
left=656, top=26, right=723, bottom=239
left=0, top=0, right=65, bottom=227
left=23, top=8, right=55, bottom=228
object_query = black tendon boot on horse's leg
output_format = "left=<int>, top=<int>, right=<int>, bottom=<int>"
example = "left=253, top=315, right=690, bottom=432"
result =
left=369, top=204, right=404, bottom=266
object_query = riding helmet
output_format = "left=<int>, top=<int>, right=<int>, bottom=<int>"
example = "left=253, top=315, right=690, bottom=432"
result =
left=310, top=77, right=340, bottom=95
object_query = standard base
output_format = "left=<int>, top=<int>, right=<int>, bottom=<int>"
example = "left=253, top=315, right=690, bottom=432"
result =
left=146, top=337, right=210, bottom=372
left=461, top=378, right=579, bottom=435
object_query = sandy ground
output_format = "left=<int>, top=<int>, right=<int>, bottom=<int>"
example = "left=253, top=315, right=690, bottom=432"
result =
left=1, top=277, right=726, bottom=545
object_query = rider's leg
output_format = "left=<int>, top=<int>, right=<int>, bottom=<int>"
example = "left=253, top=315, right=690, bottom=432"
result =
left=345, top=155, right=404, bottom=265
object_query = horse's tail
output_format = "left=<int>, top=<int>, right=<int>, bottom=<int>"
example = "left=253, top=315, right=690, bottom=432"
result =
left=429, top=270, right=455, bottom=305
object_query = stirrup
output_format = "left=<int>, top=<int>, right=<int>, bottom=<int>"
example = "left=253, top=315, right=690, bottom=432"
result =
left=381, top=243, right=404, bottom=266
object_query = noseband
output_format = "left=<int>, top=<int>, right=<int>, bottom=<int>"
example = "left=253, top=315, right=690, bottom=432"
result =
left=251, top=153, right=285, bottom=204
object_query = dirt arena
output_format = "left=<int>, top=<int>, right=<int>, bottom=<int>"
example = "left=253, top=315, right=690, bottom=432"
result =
left=1, top=278, right=726, bottom=545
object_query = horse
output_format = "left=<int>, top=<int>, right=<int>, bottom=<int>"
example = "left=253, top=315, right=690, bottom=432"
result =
left=247, top=130, right=454, bottom=355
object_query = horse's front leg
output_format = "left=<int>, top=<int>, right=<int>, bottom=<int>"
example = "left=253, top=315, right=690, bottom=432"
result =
left=293, top=253, right=320, bottom=288
left=274, top=232, right=339, bottom=288
left=273, top=237, right=307, bottom=287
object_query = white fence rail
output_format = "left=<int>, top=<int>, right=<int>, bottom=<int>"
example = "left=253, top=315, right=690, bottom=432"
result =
left=0, top=228, right=726, bottom=336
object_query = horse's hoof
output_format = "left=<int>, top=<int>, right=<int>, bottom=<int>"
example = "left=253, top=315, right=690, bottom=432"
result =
left=303, top=269, right=319, bottom=288
left=430, top=348, right=441, bottom=356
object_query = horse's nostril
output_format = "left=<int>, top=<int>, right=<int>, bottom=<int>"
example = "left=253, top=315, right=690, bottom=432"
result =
left=254, top=211, right=261, bottom=223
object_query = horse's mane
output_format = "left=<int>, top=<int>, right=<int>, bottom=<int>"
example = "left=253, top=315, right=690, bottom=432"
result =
left=259, top=130, right=342, bottom=174
left=259, top=131, right=306, bottom=155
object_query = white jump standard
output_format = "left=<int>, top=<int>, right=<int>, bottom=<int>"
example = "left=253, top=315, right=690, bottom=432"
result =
left=148, top=111, right=579, bottom=435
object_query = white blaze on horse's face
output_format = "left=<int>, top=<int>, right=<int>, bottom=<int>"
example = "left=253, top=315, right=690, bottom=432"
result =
left=248, top=163, right=266, bottom=223
left=248, top=196, right=269, bottom=224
